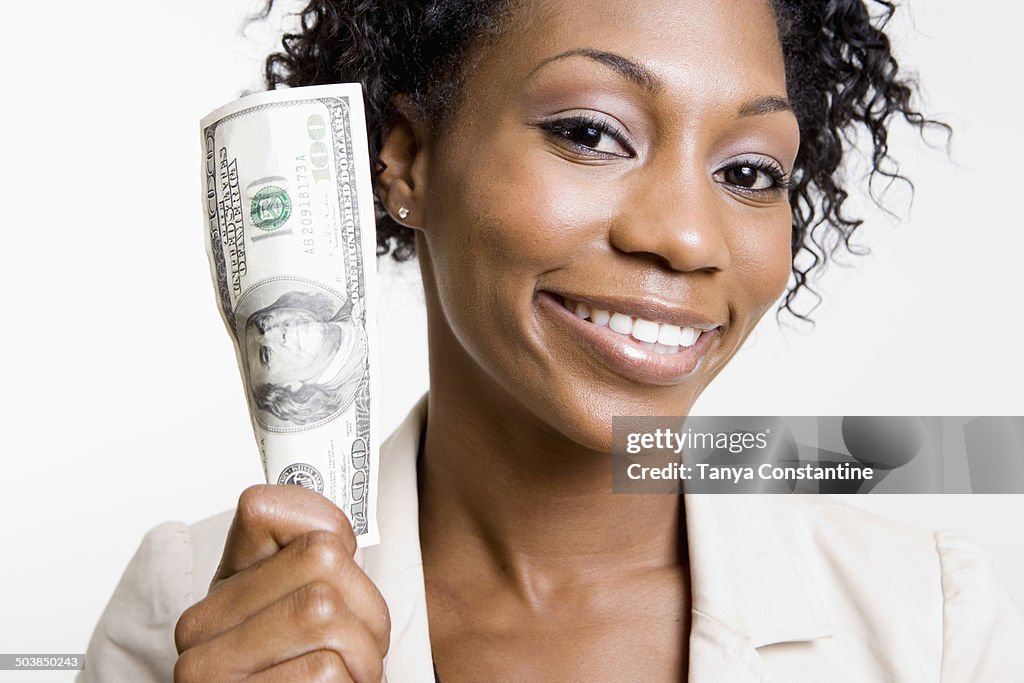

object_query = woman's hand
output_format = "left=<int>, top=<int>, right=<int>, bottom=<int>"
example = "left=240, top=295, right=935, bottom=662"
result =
left=173, top=485, right=390, bottom=683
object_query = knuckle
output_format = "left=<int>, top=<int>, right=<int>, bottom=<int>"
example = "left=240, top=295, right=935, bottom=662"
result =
left=352, top=633, right=385, bottom=683
left=296, top=581, right=345, bottom=629
left=172, top=648, right=201, bottom=683
left=333, top=513, right=358, bottom=550
left=359, top=659, right=384, bottom=683
left=236, top=484, right=274, bottom=526
left=374, top=594, right=393, bottom=654
left=173, top=605, right=201, bottom=653
left=303, top=650, right=347, bottom=681
left=298, top=530, right=350, bottom=572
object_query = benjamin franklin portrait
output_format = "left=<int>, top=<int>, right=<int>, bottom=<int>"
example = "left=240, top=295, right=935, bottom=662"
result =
left=241, top=287, right=366, bottom=430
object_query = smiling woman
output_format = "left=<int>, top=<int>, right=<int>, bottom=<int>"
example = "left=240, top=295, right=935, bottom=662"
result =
left=399, top=1, right=801, bottom=430
left=78, top=1, right=1023, bottom=682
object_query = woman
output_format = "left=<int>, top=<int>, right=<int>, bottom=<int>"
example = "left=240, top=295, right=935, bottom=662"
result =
left=80, top=0, right=1024, bottom=681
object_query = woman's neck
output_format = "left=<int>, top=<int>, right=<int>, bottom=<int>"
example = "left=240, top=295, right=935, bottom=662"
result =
left=417, top=364, right=686, bottom=605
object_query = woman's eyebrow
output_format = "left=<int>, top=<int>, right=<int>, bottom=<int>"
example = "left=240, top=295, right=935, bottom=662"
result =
left=528, top=48, right=659, bottom=92
left=529, top=49, right=793, bottom=119
left=737, top=95, right=793, bottom=117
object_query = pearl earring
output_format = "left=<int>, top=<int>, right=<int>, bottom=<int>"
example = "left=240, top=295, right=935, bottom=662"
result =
left=397, top=206, right=410, bottom=220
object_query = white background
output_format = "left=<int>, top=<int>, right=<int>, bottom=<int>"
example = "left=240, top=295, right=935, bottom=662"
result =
left=0, top=2, right=1021, bottom=680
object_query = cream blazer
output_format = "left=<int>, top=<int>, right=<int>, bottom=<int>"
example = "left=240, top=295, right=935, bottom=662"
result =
left=80, top=397, right=1024, bottom=682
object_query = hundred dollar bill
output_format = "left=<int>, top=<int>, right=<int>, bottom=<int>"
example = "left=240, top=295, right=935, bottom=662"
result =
left=201, top=84, right=380, bottom=546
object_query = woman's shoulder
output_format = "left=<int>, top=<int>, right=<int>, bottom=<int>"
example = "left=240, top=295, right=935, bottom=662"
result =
left=185, top=509, right=235, bottom=597
left=125, top=510, right=234, bottom=604
left=777, top=495, right=1024, bottom=679
left=77, top=511, right=233, bottom=683
left=787, top=495, right=1008, bottom=577
left=790, top=495, right=940, bottom=556
left=745, top=497, right=1024, bottom=679
left=784, top=495, right=999, bottom=596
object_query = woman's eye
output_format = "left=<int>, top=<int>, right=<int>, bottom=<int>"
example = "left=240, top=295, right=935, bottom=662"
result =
left=718, top=161, right=789, bottom=194
left=725, top=165, right=774, bottom=190
left=563, top=123, right=611, bottom=152
left=540, top=116, right=633, bottom=158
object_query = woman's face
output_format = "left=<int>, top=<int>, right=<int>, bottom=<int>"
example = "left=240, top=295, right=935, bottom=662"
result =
left=415, top=0, right=799, bottom=449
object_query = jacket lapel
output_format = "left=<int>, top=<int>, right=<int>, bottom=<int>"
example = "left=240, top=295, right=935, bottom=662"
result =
left=684, top=494, right=833, bottom=681
left=689, top=613, right=778, bottom=682
left=363, top=396, right=436, bottom=683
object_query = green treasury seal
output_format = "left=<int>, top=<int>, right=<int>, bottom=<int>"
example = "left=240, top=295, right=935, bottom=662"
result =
left=251, top=186, right=292, bottom=231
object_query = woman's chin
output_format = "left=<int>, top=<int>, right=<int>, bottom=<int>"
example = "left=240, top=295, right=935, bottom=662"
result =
left=534, top=393, right=699, bottom=458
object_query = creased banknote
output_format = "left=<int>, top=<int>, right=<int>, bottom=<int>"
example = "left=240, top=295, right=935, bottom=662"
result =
left=201, top=84, right=380, bottom=546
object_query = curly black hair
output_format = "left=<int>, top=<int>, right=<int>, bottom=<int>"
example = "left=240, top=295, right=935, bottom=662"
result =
left=256, top=0, right=946, bottom=320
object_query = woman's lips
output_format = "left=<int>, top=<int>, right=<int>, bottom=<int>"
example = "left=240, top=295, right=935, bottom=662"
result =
left=536, top=291, right=722, bottom=386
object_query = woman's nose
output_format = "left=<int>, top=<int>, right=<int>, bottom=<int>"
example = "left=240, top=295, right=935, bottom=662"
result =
left=608, top=168, right=731, bottom=273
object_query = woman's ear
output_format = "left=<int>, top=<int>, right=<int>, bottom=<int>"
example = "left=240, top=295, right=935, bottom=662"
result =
left=377, top=97, right=431, bottom=230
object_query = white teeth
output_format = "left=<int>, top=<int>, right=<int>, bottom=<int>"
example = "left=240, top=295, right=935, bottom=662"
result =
left=631, top=318, right=660, bottom=343
left=561, top=297, right=708, bottom=350
left=679, top=326, right=701, bottom=348
left=609, top=312, right=633, bottom=335
left=657, top=323, right=682, bottom=346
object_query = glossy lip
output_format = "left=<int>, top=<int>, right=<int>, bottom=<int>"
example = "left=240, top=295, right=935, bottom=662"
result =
left=536, top=291, right=723, bottom=386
